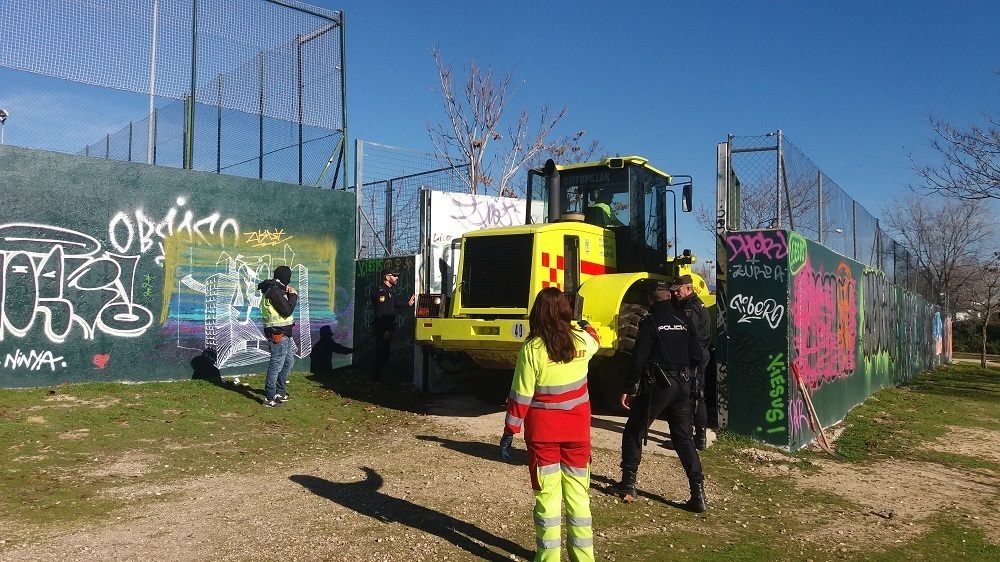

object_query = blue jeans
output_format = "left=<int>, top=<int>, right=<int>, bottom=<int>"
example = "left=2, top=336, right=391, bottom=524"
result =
left=265, top=336, right=294, bottom=399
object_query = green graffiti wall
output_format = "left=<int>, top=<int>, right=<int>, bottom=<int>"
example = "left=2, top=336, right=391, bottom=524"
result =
left=353, top=256, right=416, bottom=384
left=0, top=145, right=356, bottom=388
left=723, top=229, right=949, bottom=450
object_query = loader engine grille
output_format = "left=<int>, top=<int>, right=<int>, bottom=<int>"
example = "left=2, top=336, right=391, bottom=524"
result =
left=461, top=234, right=534, bottom=309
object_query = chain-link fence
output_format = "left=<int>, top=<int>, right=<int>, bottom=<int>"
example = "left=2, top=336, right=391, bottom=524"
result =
left=721, top=131, right=935, bottom=300
left=355, top=140, right=467, bottom=259
left=0, top=0, right=346, bottom=187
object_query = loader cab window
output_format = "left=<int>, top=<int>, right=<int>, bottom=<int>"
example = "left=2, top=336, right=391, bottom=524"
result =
left=526, top=165, right=631, bottom=226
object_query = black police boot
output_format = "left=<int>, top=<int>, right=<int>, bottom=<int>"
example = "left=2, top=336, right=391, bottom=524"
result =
left=686, top=481, right=708, bottom=513
left=618, top=469, right=638, bottom=503
left=694, top=427, right=707, bottom=451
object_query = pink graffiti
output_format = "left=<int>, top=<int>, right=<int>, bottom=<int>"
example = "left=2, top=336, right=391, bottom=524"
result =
left=726, top=231, right=788, bottom=261
left=790, top=257, right=857, bottom=389
left=788, top=393, right=812, bottom=442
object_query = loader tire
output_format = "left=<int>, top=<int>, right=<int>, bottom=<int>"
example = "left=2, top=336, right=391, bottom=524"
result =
left=616, top=303, right=649, bottom=353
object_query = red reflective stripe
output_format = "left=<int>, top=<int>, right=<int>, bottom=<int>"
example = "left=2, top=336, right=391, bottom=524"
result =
left=557, top=255, right=564, bottom=269
left=581, top=260, right=616, bottom=275
left=542, top=253, right=550, bottom=267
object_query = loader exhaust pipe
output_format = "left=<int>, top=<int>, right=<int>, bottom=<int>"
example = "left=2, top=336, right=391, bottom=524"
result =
left=544, top=159, right=561, bottom=223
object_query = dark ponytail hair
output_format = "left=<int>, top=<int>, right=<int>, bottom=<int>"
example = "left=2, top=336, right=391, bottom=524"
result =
left=526, top=287, right=576, bottom=363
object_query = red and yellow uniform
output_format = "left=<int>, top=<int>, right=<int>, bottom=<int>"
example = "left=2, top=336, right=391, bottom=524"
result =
left=505, top=324, right=600, bottom=562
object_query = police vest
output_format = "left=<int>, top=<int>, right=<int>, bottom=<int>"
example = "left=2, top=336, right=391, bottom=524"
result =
left=261, top=292, right=294, bottom=328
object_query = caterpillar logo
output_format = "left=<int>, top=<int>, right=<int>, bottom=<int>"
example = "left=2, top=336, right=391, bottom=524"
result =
left=657, top=324, right=687, bottom=331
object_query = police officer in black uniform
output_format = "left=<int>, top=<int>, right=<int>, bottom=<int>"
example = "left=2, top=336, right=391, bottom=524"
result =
left=618, top=279, right=707, bottom=512
left=671, top=274, right=712, bottom=450
left=371, top=266, right=415, bottom=380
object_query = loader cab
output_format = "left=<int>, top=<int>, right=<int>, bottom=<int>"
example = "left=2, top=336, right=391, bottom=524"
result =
left=527, top=156, right=692, bottom=274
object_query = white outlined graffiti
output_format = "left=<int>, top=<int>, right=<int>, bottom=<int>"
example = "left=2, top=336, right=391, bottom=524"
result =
left=175, top=245, right=312, bottom=369
left=729, top=294, right=786, bottom=329
left=0, top=223, right=154, bottom=343
left=108, top=197, right=240, bottom=266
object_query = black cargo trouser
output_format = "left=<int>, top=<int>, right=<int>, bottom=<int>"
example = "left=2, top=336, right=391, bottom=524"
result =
left=621, top=376, right=703, bottom=485
left=692, top=351, right=710, bottom=430
left=372, top=327, right=393, bottom=380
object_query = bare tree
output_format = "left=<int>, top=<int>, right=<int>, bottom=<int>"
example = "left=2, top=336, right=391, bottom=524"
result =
left=694, top=177, right=825, bottom=236
left=881, top=194, right=995, bottom=309
left=955, top=255, right=1000, bottom=367
left=427, top=46, right=569, bottom=197
left=913, top=72, right=1000, bottom=200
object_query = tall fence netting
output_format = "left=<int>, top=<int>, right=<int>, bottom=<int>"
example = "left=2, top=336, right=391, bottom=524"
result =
left=723, top=132, right=935, bottom=300
left=355, top=140, right=467, bottom=259
left=0, top=0, right=345, bottom=186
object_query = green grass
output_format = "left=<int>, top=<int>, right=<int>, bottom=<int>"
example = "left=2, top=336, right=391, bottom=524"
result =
left=834, top=363, right=1000, bottom=469
left=0, top=368, right=427, bottom=526
left=2, top=363, right=998, bottom=560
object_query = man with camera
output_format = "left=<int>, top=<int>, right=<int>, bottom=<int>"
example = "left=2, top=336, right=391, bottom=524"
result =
left=258, top=265, right=298, bottom=408
left=617, top=279, right=707, bottom=512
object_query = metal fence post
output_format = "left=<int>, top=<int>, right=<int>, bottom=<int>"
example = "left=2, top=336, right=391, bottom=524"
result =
left=385, top=178, right=394, bottom=255
left=775, top=130, right=782, bottom=228
left=153, top=108, right=159, bottom=165
left=217, top=73, right=222, bottom=174
left=128, top=121, right=133, bottom=162
left=817, top=170, right=823, bottom=242
left=297, top=34, right=304, bottom=186
left=852, top=200, right=858, bottom=260
left=258, top=51, right=265, bottom=180
left=105, top=134, right=110, bottom=159
left=186, top=0, right=198, bottom=170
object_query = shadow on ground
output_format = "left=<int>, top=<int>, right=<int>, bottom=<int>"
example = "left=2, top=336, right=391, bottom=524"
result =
left=290, top=468, right=533, bottom=561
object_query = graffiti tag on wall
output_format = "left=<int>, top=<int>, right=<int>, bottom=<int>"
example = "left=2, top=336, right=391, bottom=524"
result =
left=0, top=223, right=154, bottom=344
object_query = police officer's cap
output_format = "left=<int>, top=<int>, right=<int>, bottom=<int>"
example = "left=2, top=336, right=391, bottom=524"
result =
left=670, top=274, right=693, bottom=290
left=381, top=266, right=400, bottom=277
left=647, top=278, right=672, bottom=293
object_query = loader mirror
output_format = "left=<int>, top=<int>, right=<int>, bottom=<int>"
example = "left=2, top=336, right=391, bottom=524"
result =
left=682, top=183, right=692, bottom=212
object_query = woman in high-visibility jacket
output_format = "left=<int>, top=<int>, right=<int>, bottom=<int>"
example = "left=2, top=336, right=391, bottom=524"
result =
left=500, top=287, right=601, bottom=562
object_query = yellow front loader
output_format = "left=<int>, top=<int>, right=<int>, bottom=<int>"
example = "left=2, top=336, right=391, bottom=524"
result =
left=415, top=156, right=714, bottom=407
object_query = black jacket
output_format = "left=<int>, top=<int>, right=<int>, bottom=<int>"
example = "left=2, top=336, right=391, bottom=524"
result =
left=371, top=283, right=409, bottom=333
left=674, top=292, right=711, bottom=351
left=625, top=300, right=703, bottom=393
left=257, top=278, right=298, bottom=337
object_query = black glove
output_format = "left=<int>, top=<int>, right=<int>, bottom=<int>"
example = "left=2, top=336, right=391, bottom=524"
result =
left=499, top=433, right=513, bottom=461
left=577, top=319, right=591, bottom=329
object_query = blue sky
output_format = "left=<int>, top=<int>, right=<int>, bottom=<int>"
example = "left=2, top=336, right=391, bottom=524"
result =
left=325, top=0, right=999, bottom=260
left=2, top=1, right=998, bottom=262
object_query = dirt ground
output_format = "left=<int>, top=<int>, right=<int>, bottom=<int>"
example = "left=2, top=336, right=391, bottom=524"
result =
left=1, top=395, right=997, bottom=562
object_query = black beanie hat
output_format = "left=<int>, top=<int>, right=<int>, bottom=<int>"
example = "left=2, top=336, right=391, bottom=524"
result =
left=274, top=266, right=292, bottom=285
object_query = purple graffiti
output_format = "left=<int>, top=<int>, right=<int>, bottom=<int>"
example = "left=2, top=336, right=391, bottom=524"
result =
left=726, top=231, right=788, bottom=262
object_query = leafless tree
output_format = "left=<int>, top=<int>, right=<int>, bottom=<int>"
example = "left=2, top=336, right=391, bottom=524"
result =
left=913, top=82, right=1000, bottom=200
left=955, top=255, right=1000, bottom=367
left=881, top=194, right=995, bottom=310
left=427, top=46, right=571, bottom=197
left=694, top=176, right=825, bottom=236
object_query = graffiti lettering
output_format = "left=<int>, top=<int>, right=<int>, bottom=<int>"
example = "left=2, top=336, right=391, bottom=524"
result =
left=726, top=230, right=787, bottom=261
left=245, top=228, right=294, bottom=248
left=4, top=349, right=66, bottom=371
left=861, top=269, right=896, bottom=363
left=787, top=232, right=807, bottom=274
left=758, top=352, right=787, bottom=434
left=0, top=223, right=154, bottom=343
left=108, top=197, right=239, bottom=265
left=729, top=294, right=785, bottom=329
left=730, top=261, right=787, bottom=282
left=790, top=255, right=857, bottom=389
left=448, top=196, right=522, bottom=229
